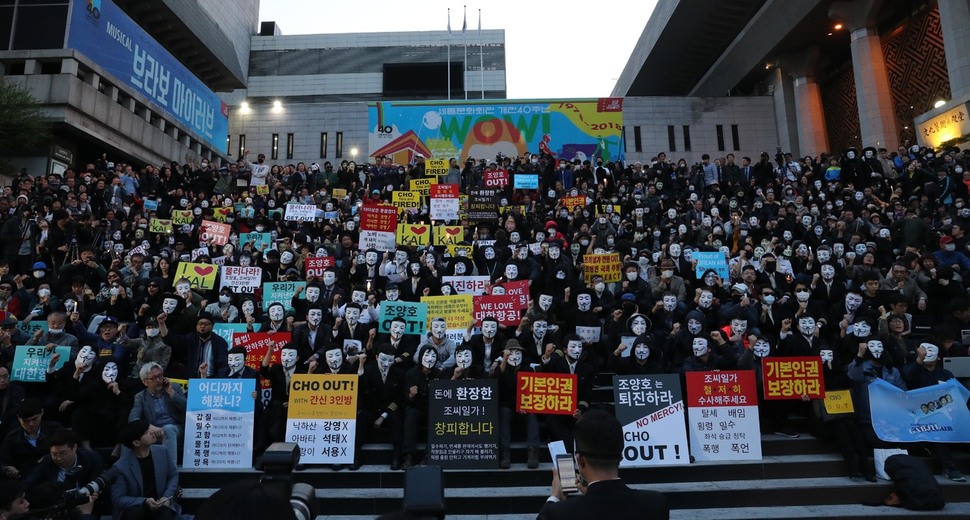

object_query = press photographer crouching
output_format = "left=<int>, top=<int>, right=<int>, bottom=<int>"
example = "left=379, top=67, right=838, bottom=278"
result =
left=21, top=429, right=104, bottom=519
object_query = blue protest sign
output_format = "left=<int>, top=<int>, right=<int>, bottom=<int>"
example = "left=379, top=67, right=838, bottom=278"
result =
left=378, top=301, right=428, bottom=335
left=513, top=174, right=539, bottom=190
left=869, top=378, right=970, bottom=443
left=184, top=378, right=256, bottom=468
left=693, top=251, right=730, bottom=279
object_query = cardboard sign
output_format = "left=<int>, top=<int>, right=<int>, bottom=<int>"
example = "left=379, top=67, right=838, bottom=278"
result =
left=263, top=282, right=306, bottom=312
left=396, top=224, right=431, bottom=247
left=443, top=276, right=490, bottom=295
left=498, top=280, right=530, bottom=310
left=428, top=380, right=499, bottom=469
left=693, top=251, right=730, bottom=280
left=614, top=374, right=689, bottom=467
left=285, top=374, right=358, bottom=464
left=143, top=199, right=159, bottom=211
left=426, top=158, right=449, bottom=177
left=513, top=174, right=539, bottom=190
left=516, top=373, right=577, bottom=415
left=211, top=207, right=233, bottom=223
left=583, top=252, right=621, bottom=283
left=421, top=295, right=474, bottom=331
left=174, top=262, right=218, bottom=290
left=285, top=204, right=318, bottom=222
left=149, top=218, right=172, bottom=234
left=686, top=371, right=762, bottom=462
left=433, top=225, right=464, bottom=246
left=410, top=177, right=436, bottom=196
left=184, top=379, right=256, bottom=468
left=240, top=232, right=272, bottom=249
left=171, top=210, right=193, bottom=225
left=12, top=345, right=71, bottom=383
left=255, top=185, right=270, bottom=195
left=392, top=191, right=422, bottom=212
left=467, top=187, right=500, bottom=222
left=473, top=295, right=520, bottom=326
left=560, top=195, right=586, bottom=211
left=200, top=220, right=231, bottom=246
left=232, top=332, right=290, bottom=389
left=483, top=168, right=509, bottom=188
left=762, top=357, right=824, bottom=400
left=378, top=301, right=428, bottom=335
left=823, top=389, right=855, bottom=415
left=304, top=257, right=335, bottom=279
left=220, top=266, right=262, bottom=293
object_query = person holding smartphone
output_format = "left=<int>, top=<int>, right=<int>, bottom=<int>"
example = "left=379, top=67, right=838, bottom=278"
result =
left=112, top=419, right=181, bottom=520
left=128, top=363, right=185, bottom=468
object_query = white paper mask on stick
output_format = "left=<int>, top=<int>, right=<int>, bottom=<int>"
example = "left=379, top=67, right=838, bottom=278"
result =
left=866, top=340, right=884, bottom=359
left=162, top=298, right=178, bottom=315
left=75, top=346, right=96, bottom=368
left=921, top=343, right=939, bottom=362
left=101, top=361, right=119, bottom=383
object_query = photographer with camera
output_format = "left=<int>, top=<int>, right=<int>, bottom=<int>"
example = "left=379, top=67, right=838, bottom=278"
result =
left=23, top=430, right=103, bottom=497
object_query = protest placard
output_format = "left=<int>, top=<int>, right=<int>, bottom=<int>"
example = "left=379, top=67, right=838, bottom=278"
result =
left=421, top=295, right=473, bottom=331
left=255, top=185, right=270, bottom=195
left=513, top=174, right=539, bottom=189
left=171, top=210, right=193, bottom=225
left=428, top=380, right=499, bottom=469
left=443, top=276, right=490, bottom=295
left=184, top=379, right=256, bottom=468
left=433, top=225, right=464, bottom=246
left=331, top=188, right=347, bottom=199
left=392, top=191, right=422, bottom=212
left=174, top=262, right=218, bottom=290
left=220, top=266, right=262, bottom=293
left=149, top=218, right=172, bottom=234
left=396, top=224, right=431, bottom=247
left=483, top=169, right=509, bottom=188
left=869, top=379, right=970, bottom=443
left=285, top=374, right=357, bottom=463
left=686, top=371, right=762, bottom=462
left=359, top=204, right=397, bottom=251
left=200, top=220, right=231, bottom=246
left=575, top=325, right=602, bottom=344
left=212, top=323, right=249, bottom=347
left=467, top=188, right=500, bottom=222
left=614, top=374, right=689, bottom=467
left=12, top=346, right=71, bottom=383
left=143, top=199, right=159, bottom=211
left=430, top=184, right=460, bottom=221
left=232, top=332, right=290, bottom=389
left=426, top=158, right=449, bottom=177
left=516, top=373, right=576, bottom=415
left=18, top=320, right=47, bottom=337
left=378, top=301, right=428, bottom=335
left=262, top=281, right=306, bottom=312
left=560, top=195, right=586, bottom=211
left=693, top=251, right=730, bottom=279
left=410, top=177, right=436, bottom=196
left=498, top=280, right=529, bottom=310
left=583, top=252, right=621, bottom=283
left=473, top=295, right=520, bottom=326
left=446, top=244, right=474, bottom=257
left=304, top=257, right=335, bottom=279
left=284, top=204, right=318, bottom=222
left=240, top=232, right=272, bottom=250
left=762, top=357, right=824, bottom=400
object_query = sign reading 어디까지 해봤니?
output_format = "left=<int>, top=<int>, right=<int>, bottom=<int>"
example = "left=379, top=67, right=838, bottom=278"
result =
left=285, top=374, right=357, bottom=464
left=428, top=380, right=499, bottom=469
left=685, top=371, right=762, bottom=462
left=613, top=374, right=690, bottom=467
left=184, top=379, right=256, bottom=469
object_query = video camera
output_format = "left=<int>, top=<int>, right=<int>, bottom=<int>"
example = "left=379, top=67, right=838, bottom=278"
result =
left=260, top=443, right=317, bottom=520
left=11, top=472, right=105, bottom=520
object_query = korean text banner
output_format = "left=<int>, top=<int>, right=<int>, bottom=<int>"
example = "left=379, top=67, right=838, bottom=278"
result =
left=516, top=373, right=576, bottom=415
left=762, top=357, right=824, bottom=400
left=67, top=0, right=229, bottom=151
left=613, top=374, right=690, bottom=467
left=285, top=375, right=357, bottom=464
left=686, top=371, right=762, bottom=462
left=368, top=99, right=623, bottom=165
left=428, top=380, right=499, bottom=469
left=184, top=379, right=255, bottom=469
left=869, top=379, right=970, bottom=443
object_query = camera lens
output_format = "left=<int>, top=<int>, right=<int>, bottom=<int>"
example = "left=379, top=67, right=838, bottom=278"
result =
left=289, top=483, right=317, bottom=520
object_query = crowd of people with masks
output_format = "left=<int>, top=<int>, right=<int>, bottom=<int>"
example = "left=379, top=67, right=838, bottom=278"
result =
left=0, top=140, right=968, bottom=518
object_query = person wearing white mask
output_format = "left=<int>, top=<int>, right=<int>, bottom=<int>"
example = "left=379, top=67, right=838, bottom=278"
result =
left=356, top=344, right=406, bottom=471
left=260, top=341, right=307, bottom=449
left=401, top=346, right=442, bottom=469
left=610, top=334, right=663, bottom=375
left=496, top=339, right=542, bottom=469
left=291, top=306, right=332, bottom=365
left=541, top=335, right=597, bottom=453
left=32, top=312, right=79, bottom=358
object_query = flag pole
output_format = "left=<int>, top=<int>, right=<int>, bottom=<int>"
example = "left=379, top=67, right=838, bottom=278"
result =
left=479, top=9, right=484, bottom=99
left=463, top=5, right=468, bottom=100
left=447, top=8, right=452, bottom=101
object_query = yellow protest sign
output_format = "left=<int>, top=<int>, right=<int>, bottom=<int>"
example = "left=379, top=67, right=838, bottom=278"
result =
left=287, top=374, right=357, bottom=419
left=171, top=210, right=193, bottom=225
left=447, top=244, right=474, bottom=257
left=426, top=158, right=449, bottom=177
left=595, top=204, right=622, bottom=216
left=211, top=207, right=233, bottom=223
left=823, top=390, right=855, bottom=415
left=149, top=218, right=172, bottom=234
left=392, top=191, right=422, bottom=212
left=396, top=223, right=431, bottom=247
left=583, top=253, right=621, bottom=283
left=255, top=185, right=269, bottom=195
left=410, top=177, right=436, bottom=196
left=332, top=188, right=347, bottom=199
left=421, top=294, right=473, bottom=330
left=174, top=262, right=219, bottom=290
left=433, top=225, right=464, bottom=246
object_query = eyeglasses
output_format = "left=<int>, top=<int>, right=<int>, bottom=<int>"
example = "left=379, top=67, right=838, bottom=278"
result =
left=148, top=284, right=158, bottom=288
left=144, top=373, right=164, bottom=382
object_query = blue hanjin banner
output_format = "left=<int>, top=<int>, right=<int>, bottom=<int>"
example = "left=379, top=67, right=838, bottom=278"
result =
left=869, top=378, right=970, bottom=443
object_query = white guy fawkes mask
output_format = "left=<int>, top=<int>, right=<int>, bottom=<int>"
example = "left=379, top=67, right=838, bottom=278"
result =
left=386, top=288, right=400, bottom=301
left=228, top=353, right=245, bottom=372
left=280, top=349, right=298, bottom=369
left=731, top=319, right=747, bottom=336
left=162, top=298, right=178, bottom=315
left=817, top=249, right=830, bottom=263
left=509, top=231, right=521, bottom=243
left=853, top=321, right=871, bottom=337
left=307, top=309, right=322, bottom=326
left=268, top=305, right=285, bottom=321
left=866, top=340, right=884, bottom=359
left=692, top=338, right=709, bottom=357
left=630, top=315, right=648, bottom=335
left=454, top=262, right=467, bottom=275
left=390, top=320, right=405, bottom=340
left=687, top=319, right=702, bottom=335
left=482, top=321, right=498, bottom=339
left=323, top=272, right=336, bottom=286
left=797, top=244, right=808, bottom=256
left=395, top=251, right=408, bottom=263
left=802, top=215, right=813, bottom=227
left=566, top=340, right=583, bottom=361
left=698, top=291, right=714, bottom=309
left=241, top=300, right=255, bottom=316
left=455, top=349, right=472, bottom=369
left=351, top=290, right=366, bottom=305
left=634, top=342, right=650, bottom=361
left=833, top=243, right=844, bottom=257
left=753, top=340, right=771, bottom=358
left=538, top=295, right=553, bottom=311
left=798, top=317, right=816, bottom=336
left=431, top=320, right=447, bottom=339
left=305, top=287, right=320, bottom=302
left=533, top=321, right=548, bottom=338
left=505, top=264, right=519, bottom=279
left=753, top=247, right=765, bottom=259
left=845, top=294, right=863, bottom=311
left=548, top=247, right=560, bottom=260
left=176, top=283, right=191, bottom=298
left=577, top=294, right=592, bottom=312
left=76, top=345, right=96, bottom=369
left=280, top=251, right=294, bottom=265
left=669, top=244, right=681, bottom=257
left=101, top=361, right=119, bottom=383
left=484, top=247, right=496, bottom=260
left=922, top=343, right=939, bottom=362
left=239, top=256, right=252, bottom=267
left=325, top=349, right=344, bottom=370
left=667, top=209, right=677, bottom=220
left=820, top=349, right=834, bottom=363
left=421, top=349, right=438, bottom=369
left=507, top=350, right=523, bottom=367
left=378, top=353, right=395, bottom=372
left=821, top=264, right=836, bottom=281
left=365, top=251, right=379, bottom=265
left=663, top=295, right=677, bottom=312
left=345, top=307, right=361, bottom=326
left=783, top=230, right=793, bottom=242
left=683, top=248, right=694, bottom=262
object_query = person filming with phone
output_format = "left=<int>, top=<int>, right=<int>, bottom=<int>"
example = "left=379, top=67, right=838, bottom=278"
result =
left=128, top=363, right=185, bottom=468
left=538, top=409, right=668, bottom=520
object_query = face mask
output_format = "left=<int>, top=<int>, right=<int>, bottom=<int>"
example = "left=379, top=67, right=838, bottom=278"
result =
left=162, top=298, right=178, bottom=314
left=455, top=349, right=473, bottom=369
left=945, top=244, right=956, bottom=252
left=577, top=294, right=592, bottom=312
left=228, top=353, right=245, bottom=372
left=345, top=308, right=360, bottom=326
left=853, top=321, right=871, bottom=337
left=922, top=343, right=940, bottom=362
left=548, top=248, right=560, bottom=260
left=323, top=272, right=336, bottom=286
left=239, top=257, right=252, bottom=267
left=325, top=349, right=344, bottom=370
left=241, top=301, right=255, bottom=316
left=76, top=346, right=96, bottom=368
left=795, top=290, right=810, bottom=302
left=698, top=292, right=713, bottom=308
left=37, top=288, right=51, bottom=298
left=101, top=362, right=119, bottom=383
left=145, top=327, right=160, bottom=338
left=845, top=295, right=862, bottom=310
left=219, top=295, right=231, bottom=304
left=269, top=306, right=285, bottom=321
left=730, top=319, right=747, bottom=336
left=505, top=265, right=519, bottom=279
left=753, top=340, right=771, bottom=358
left=431, top=321, right=447, bottom=339
left=482, top=321, right=498, bottom=338
left=866, top=340, right=884, bottom=359
left=506, top=350, right=523, bottom=367
left=594, top=282, right=606, bottom=292
left=280, top=349, right=298, bottom=369
left=692, top=338, right=708, bottom=357
left=687, top=320, right=702, bottom=335
left=820, top=349, right=834, bottom=363
left=634, top=344, right=650, bottom=361
left=33, top=270, right=45, bottom=279
left=798, top=317, right=816, bottom=335
left=566, top=341, right=583, bottom=360
left=626, top=272, right=638, bottom=282
left=421, top=350, right=437, bottom=369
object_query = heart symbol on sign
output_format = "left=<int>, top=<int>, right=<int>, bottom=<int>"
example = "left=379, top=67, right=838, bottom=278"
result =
left=446, top=227, right=461, bottom=235
left=158, top=220, right=171, bottom=226
left=411, top=226, right=427, bottom=234
left=194, top=265, right=214, bottom=276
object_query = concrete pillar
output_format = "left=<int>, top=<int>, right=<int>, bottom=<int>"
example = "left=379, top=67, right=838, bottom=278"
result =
left=938, top=0, right=970, bottom=101
left=830, top=0, right=898, bottom=150
left=778, top=46, right=829, bottom=158
left=23, top=59, right=38, bottom=75
left=60, top=58, right=79, bottom=76
left=108, top=85, right=119, bottom=102
left=771, top=68, right=800, bottom=157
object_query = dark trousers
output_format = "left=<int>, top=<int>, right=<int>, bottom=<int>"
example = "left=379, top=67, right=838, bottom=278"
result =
left=499, top=407, right=540, bottom=449
left=357, top=408, right=402, bottom=455
left=402, top=407, right=427, bottom=454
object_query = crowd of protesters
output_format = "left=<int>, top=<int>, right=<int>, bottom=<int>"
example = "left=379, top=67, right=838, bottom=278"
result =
left=0, top=141, right=968, bottom=517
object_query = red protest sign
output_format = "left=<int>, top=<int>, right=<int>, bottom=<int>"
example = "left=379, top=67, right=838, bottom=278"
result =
left=200, top=220, right=231, bottom=246
left=516, top=373, right=577, bottom=415
left=483, top=169, right=509, bottom=188
left=686, top=370, right=759, bottom=407
left=473, top=294, right=520, bottom=326
left=360, top=204, right=398, bottom=233
left=304, top=257, right=335, bottom=279
left=499, top=280, right=530, bottom=310
left=430, top=184, right=460, bottom=198
left=761, top=357, right=824, bottom=400
left=232, top=332, right=291, bottom=388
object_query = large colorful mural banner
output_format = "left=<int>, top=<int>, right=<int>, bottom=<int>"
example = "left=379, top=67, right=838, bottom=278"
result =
left=368, top=99, right=624, bottom=165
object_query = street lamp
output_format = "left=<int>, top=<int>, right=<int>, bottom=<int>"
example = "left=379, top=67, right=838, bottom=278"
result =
left=350, top=147, right=359, bottom=161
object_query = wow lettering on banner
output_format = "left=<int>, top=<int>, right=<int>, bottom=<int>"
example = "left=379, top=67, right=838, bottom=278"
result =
left=869, top=379, right=970, bottom=443
left=396, top=224, right=431, bottom=247
left=174, top=262, right=218, bottom=290
left=284, top=204, right=318, bottom=222
left=285, top=374, right=357, bottom=464
left=613, top=374, right=690, bottom=467
left=220, top=266, right=262, bottom=293
left=262, top=282, right=306, bottom=312
left=12, top=346, right=71, bottom=383
left=392, top=191, right=422, bottom=212
left=483, top=169, right=509, bottom=188
left=359, top=204, right=398, bottom=252
left=232, top=332, right=290, bottom=389
left=692, top=252, right=730, bottom=279
left=149, top=218, right=172, bottom=234
left=426, top=158, right=449, bottom=177
left=686, top=371, right=762, bottom=462
left=516, top=373, right=576, bottom=415
left=433, top=225, right=464, bottom=246
left=200, top=220, right=230, bottom=246
left=171, top=210, right=193, bottom=225
left=473, top=295, right=521, bottom=326
left=421, top=295, right=473, bottom=331
left=583, top=253, right=622, bottom=283
left=304, top=257, right=335, bottom=279
left=762, top=357, right=825, bottom=400
left=378, top=301, right=428, bottom=335
left=443, top=276, right=490, bottom=295
left=184, top=378, right=256, bottom=469
left=428, top=380, right=499, bottom=469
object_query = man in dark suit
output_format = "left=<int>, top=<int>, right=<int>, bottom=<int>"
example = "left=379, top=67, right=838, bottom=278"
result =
left=159, top=312, right=228, bottom=379
left=290, top=305, right=333, bottom=364
left=0, top=399, right=63, bottom=478
left=538, top=409, right=668, bottom=519
left=23, top=429, right=104, bottom=499
left=259, top=341, right=306, bottom=450
left=111, top=419, right=181, bottom=520
left=356, top=344, right=405, bottom=470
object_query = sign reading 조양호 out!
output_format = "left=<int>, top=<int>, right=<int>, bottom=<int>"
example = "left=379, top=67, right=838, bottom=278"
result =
left=613, top=374, right=689, bottom=467
left=378, top=301, right=428, bottom=335
left=685, top=371, right=762, bottom=462
left=428, top=380, right=499, bottom=469
left=583, top=253, right=621, bottom=283
left=200, top=220, right=231, bottom=246
left=516, top=373, right=576, bottom=415
left=762, top=357, right=825, bottom=400
left=12, top=346, right=71, bottom=383
left=184, top=379, right=256, bottom=469
left=304, top=257, right=335, bottom=279
left=285, top=374, right=357, bottom=464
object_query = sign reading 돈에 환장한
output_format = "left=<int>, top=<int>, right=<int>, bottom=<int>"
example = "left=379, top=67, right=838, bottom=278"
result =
left=428, top=380, right=499, bottom=469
